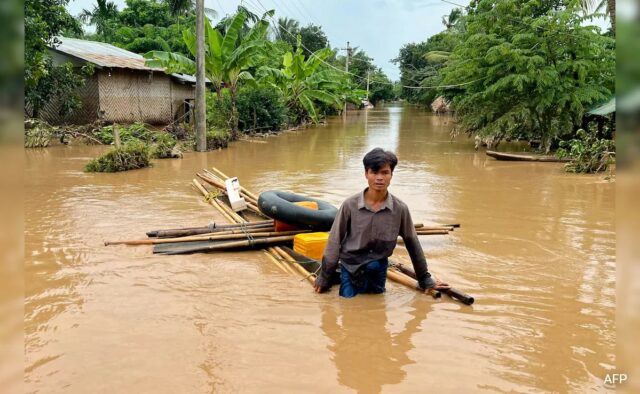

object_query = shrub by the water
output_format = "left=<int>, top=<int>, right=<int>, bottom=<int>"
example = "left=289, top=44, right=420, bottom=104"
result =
left=206, top=129, right=231, bottom=150
left=24, top=119, right=56, bottom=148
left=85, top=141, right=151, bottom=172
left=236, top=86, right=287, bottom=132
left=557, top=128, right=615, bottom=173
left=206, top=92, right=233, bottom=131
left=151, top=132, right=179, bottom=158
left=93, top=122, right=154, bottom=145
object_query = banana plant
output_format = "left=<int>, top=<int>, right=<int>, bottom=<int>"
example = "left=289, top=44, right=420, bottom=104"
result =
left=258, top=43, right=346, bottom=123
left=145, top=9, right=272, bottom=134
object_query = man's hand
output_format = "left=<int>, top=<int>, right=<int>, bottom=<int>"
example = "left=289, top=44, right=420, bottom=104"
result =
left=424, top=279, right=450, bottom=294
left=314, top=276, right=330, bottom=293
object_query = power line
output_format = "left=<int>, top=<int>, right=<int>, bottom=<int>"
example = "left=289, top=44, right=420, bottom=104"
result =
left=246, top=0, right=482, bottom=90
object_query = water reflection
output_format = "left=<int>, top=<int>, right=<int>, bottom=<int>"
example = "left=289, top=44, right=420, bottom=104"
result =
left=321, top=298, right=428, bottom=393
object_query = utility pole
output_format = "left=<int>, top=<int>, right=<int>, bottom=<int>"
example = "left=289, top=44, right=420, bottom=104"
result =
left=366, top=69, right=370, bottom=101
left=341, top=41, right=352, bottom=116
left=195, top=0, right=207, bottom=152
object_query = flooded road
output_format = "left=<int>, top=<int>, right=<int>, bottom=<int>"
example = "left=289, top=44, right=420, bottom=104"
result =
left=24, top=104, right=615, bottom=393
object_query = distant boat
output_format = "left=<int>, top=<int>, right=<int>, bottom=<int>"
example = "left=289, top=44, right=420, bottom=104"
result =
left=486, top=150, right=571, bottom=163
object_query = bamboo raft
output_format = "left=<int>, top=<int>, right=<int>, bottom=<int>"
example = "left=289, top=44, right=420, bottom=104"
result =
left=104, top=166, right=473, bottom=303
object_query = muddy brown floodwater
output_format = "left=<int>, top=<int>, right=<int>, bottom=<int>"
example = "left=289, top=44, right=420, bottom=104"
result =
left=24, top=104, right=615, bottom=393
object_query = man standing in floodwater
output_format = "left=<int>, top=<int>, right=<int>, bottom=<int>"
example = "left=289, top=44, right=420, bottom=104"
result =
left=314, top=147, right=450, bottom=298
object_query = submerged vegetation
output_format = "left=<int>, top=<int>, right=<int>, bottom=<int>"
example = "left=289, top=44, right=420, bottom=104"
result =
left=557, top=127, right=615, bottom=173
left=85, top=141, right=151, bottom=172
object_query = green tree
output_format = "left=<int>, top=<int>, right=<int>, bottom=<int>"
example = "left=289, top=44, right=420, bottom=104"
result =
left=442, top=8, right=463, bottom=31
left=272, top=16, right=300, bottom=48
left=25, top=0, right=87, bottom=117
left=368, top=71, right=395, bottom=104
left=145, top=9, right=272, bottom=136
left=576, top=0, right=615, bottom=33
left=299, top=24, right=329, bottom=54
left=440, top=0, right=615, bottom=152
left=258, top=43, right=353, bottom=123
left=79, top=0, right=119, bottom=40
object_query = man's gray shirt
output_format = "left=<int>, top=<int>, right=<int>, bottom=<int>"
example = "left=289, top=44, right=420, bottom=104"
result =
left=316, top=189, right=435, bottom=289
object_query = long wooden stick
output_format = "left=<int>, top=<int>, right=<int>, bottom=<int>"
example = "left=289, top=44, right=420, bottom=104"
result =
left=148, top=221, right=274, bottom=238
left=415, top=229, right=450, bottom=235
left=386, top=269, right=441, bottom=298
left=193, top=180, right=236, bottom=223
left=106, top=230, right=305, bottom=246
left=157, top=235, right=296, bottom=255
left=201, top=170, right=259, bottom=205
left=263, top=250, right=290, bottom=274
left=392, top=262, right=474, bottom=305
left=211, top=167, right=260, bottom=202
left=267, top=247, right=297, bottom=275
left=273, top=246, right=316, bottom=284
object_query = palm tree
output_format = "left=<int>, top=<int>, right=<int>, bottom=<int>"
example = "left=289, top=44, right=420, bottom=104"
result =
left=272, top=17, right=300, bottom=44
left=164, top=0, right=218, bottom=20
left=441, top=8, right=462, bottom=31
left=79, top=0, right=119, bottom=40
left=578, top=0, right=615, bottom=33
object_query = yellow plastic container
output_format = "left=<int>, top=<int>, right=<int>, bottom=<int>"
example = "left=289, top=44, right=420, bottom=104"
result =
left=293, top=232, right=329, bottom=260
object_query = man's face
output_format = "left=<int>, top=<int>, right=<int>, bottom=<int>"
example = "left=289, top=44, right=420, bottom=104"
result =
left=365, top=164, right=393, bottom=193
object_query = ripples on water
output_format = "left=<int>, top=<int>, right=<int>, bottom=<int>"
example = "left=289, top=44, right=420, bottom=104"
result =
left=23, top=105, right=615, bottom=393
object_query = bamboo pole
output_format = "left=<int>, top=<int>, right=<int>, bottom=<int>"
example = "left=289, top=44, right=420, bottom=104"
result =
left=415, top=226, right=454, bottom=232
left=148, top=220, right=274, bottom=238
left=106, top=230, right=305, bottom=246
left=392, top=262, right=474, bottom=305
left=273, top=246, right=316, bottom=284
left=193, top=180, right=236, bottom=223
left=201, top=169, right=259, bottom=205
left=386, top=269, right=441, bottom=298
left=415, top=229, right=450, bottom=235
left=267, top=247, right=297, bottom=275
left=211, top=167, right=260, bottom=202
left=198, top=172, right=263, bottom=216
left=263, top=250, right=290, bottom=274
left=198, top=172, right=260, bottom=209
left=161, top=235, right=296, bottom=254
left=216, top=197, right=247, bottom=223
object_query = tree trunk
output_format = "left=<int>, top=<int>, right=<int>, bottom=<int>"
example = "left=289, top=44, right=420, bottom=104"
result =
left=607, top=0, right=615, bottom=35
left=230, top=87, right=239, bottom=139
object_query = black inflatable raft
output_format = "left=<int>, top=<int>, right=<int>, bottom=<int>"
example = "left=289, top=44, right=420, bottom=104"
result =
left=258, top=190, right=337, bottom=231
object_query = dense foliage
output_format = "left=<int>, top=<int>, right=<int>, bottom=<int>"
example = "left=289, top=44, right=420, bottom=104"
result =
left=393, top=0, right=615, bottom=171
left=236, top=86, right=287, bottom=132
left=440, top=0, right=614, bottom=152
left=25, top=0, right=90, bottom=117
left=557, top=126, right=615, bottom=173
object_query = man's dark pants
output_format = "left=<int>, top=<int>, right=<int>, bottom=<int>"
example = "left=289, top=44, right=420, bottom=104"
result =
left=339, top=259, right=388, bottom=298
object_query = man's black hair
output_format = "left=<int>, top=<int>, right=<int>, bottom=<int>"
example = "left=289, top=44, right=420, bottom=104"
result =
left=363, top=148, right=398, bottom=172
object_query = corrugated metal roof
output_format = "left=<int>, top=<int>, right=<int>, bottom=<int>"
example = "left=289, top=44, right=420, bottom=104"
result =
left=50, top=36, right=158, bottom=70
left=588, top=97, right=615, bottom=116
left=50, top=37, right=211, bottom=84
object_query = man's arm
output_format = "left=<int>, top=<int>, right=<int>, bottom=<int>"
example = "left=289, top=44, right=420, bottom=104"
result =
left=398, top=206, right=437, bottom=290
left=314, top=201, right=350, bottom=292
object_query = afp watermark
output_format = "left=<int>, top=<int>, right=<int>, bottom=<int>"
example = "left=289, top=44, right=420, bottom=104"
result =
left=604, top=373, right=628, bottom=388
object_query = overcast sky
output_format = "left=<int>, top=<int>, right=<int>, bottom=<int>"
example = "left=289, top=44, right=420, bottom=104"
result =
left=67, top=0, right=470, bottom=81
